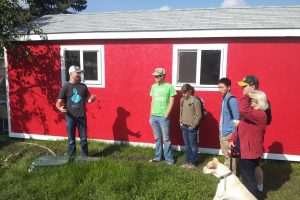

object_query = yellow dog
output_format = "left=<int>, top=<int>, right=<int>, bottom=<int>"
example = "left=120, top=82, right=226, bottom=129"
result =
left=203, top=158, right=257, bottom=200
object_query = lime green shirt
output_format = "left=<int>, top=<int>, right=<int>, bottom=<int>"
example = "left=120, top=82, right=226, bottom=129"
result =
left=150, top=82, right=177, bottom=116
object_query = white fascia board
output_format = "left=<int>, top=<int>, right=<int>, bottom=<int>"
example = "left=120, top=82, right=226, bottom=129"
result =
left=9, top=132, right=300, bottom=162
left=22, top=29, right=300, bottom=41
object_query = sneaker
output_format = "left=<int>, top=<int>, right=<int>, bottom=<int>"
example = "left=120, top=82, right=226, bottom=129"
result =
left=166, top=161, right=174, bottom=165
left=256, top=191, right=264, bottom=200
left=149, top=159, right=160, bottom=163
left=186, top=163, right=196, bottom=169
left=180, top=163, right=189, bottom=168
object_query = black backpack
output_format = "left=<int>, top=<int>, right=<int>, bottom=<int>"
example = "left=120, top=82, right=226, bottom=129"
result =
left=180, top=96, right=207, bottom=120
left=227, top=96, right=272, bottom=125
left=226, top=96, right=237, bottom=120
left=266, top=100, right=272, bottom=125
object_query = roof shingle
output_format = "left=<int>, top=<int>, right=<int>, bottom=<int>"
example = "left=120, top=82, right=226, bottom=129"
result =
left=35, top=6, right=300, bottom=34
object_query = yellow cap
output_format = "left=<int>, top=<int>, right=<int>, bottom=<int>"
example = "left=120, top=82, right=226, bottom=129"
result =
left=237, top=81, right=249, bottom=87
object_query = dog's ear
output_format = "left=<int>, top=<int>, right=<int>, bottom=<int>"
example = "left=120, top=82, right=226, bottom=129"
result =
left=213, top=157, right=219, bottom=163
left=211, top=161, right=217, bottom=169
left=207, top=160, right=217, bottom=169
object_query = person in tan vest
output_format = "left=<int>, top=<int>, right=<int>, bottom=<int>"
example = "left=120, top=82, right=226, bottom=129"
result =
left=179, top=84, right=202, bottom=169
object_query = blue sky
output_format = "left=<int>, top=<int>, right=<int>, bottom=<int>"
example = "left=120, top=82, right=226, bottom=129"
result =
left=84, top=0, right=300, bottom=13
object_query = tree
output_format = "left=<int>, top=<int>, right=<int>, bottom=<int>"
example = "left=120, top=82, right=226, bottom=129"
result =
left=27, top=0, right=87, bottom=17
left=0, top=0, right=32, bottom=55
left=0, top=0, right=87, bottom=56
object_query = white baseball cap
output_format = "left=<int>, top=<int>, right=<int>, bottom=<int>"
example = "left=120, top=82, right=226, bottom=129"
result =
left=68, top=65, right=84, bottom=74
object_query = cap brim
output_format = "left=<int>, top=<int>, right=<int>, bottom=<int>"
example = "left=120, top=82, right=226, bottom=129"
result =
left=152, top=72, right=160, bottom=76
left=237, top=81, right=249, bottom=87
left=75, top=70, right=84, bottom=73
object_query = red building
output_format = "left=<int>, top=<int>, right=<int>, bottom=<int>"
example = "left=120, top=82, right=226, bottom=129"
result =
left=4, top=6, right=300, bottom=161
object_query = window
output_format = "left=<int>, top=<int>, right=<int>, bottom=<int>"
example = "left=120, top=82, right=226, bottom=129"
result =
left=172, top=44, right=227, bottom=91
left=60, top=45, right=105, bottom=87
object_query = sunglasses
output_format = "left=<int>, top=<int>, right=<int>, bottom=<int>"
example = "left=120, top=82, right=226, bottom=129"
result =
left=154, top=75, right=162, bottom=78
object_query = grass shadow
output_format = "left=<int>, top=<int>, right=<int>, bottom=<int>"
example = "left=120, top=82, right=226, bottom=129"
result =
left=90, top=144, right=123, bottom=157
left=262, top=141, right=292, bottom=198
left=173, top=150, right=185, bottom=163
left=0, top=134, right=25, bottom=150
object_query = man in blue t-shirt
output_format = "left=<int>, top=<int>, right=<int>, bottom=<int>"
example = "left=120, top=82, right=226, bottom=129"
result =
left=56, top=65, right=96, bottom=157
left=218, top=78, right=239, bottom=174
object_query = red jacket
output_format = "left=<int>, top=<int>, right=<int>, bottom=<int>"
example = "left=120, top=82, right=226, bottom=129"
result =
left=229, top=94, right=267, bottom=159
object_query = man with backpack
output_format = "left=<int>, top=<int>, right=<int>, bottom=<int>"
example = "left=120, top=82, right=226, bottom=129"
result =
left=179, top=84, right=203, bottom=169
left=218, top=78, right=240, bottom=174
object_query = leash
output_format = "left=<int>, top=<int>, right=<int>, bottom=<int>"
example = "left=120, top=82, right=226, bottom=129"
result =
left=220, top=171, right=232, bottom=191
left=230, top=154, right=233, bottom=171
left=222, top=153, right=233, bottom=192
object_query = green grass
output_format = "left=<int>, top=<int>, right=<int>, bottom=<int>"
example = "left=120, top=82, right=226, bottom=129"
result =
left=0, top=134, right=299, bottom=200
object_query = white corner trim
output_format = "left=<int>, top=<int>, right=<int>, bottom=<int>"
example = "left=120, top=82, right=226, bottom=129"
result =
left=3, top=48, right=11, bottom=135
left=9, top=132, right=300, bottom=162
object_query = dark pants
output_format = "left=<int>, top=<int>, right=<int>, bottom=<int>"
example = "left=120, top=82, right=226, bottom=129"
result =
left=65, top=114, right=88, bottom=156
left=240, top=158, right=260, bottom=197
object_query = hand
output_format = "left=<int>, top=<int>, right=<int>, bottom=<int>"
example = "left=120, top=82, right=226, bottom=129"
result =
left=232, top=120, right=240, bottom=127
left=88, top=94, right=96, bottom=103
left=229, top=141, right=235, bottom=148
left=58, top=105, right=67, bottom=113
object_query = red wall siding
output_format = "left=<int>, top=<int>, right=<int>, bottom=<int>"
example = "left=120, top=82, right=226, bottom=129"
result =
left=226, top=38, right=300, bottom=155
left=7, top=38, right=300, bottom=156
left=7, top=44, right=66, bottom=136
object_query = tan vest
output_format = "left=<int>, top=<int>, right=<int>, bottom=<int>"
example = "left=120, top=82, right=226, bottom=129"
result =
left=180, top=96, right=202, bottom=129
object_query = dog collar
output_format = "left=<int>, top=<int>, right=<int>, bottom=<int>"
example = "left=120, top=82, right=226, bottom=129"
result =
left=219, top=172, right=232, bottom=179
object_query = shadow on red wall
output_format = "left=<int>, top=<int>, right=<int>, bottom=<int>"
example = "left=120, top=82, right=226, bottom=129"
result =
left=112, top=107, right=141, bottom=141
left=7, top=43, right=63, bottom=134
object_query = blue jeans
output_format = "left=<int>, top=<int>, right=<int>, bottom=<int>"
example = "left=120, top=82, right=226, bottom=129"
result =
left=149, top=115, right=174, bottom=164
left=180, top=124, right=198, bottom=165
left=65, top=114, right=88, bottom=156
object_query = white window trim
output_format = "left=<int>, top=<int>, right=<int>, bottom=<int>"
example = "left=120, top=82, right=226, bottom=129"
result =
left=172, top=44, right=228, bottom=91
left=60, top=45, right=105, bottom=88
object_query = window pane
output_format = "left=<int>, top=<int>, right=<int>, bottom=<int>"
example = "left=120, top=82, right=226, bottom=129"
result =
left=178, top=51, right=197, bottom=83
left=83, top=51, right=98, bottom=81
left=65, top=50, right=80, bottom=81
left=200, top=50, right=221, bottom=85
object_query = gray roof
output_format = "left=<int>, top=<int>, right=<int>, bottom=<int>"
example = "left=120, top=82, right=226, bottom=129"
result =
left=36, top=6, right=300, bottom=34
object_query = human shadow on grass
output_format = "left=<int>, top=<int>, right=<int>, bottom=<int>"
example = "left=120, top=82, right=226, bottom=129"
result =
left=262, top=141, right=292, bottom=197
left=90, top=144, right=123, bottom=157
left=172, top=150, right=185, bottom=164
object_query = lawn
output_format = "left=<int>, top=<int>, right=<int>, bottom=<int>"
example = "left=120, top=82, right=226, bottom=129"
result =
left=0, top=134, right=299, bottom=200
